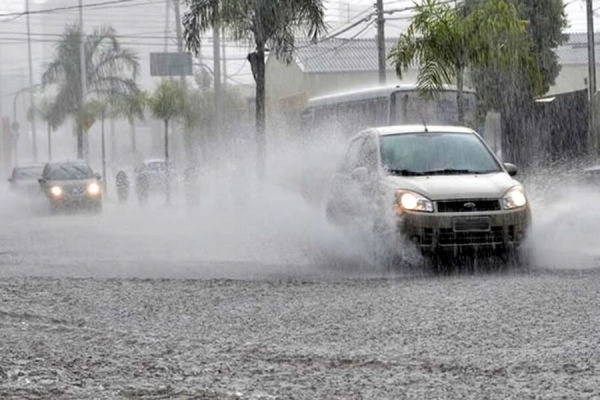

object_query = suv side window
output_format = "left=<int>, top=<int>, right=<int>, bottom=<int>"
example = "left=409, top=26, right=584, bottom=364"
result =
left=359, top=135, right=379, bottom=174
left=42, top=165, right=51, bottom=179
left=339, top=137, right=365, bottom=174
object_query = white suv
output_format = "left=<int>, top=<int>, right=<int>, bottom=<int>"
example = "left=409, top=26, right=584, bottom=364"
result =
left=326, top=125, right=531, bottom=260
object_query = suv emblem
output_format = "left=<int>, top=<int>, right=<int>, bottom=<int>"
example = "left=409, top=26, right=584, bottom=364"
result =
left=464, top=202, right=476, bottom=209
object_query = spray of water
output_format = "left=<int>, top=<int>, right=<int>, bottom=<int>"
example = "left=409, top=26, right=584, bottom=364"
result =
left=522, top=165, right=600, bottom=270
left=2, top=123, right=599, bottom=279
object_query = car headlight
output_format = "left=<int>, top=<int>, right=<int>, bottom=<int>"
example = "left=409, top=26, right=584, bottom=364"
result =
left=395, top=190, right=433, bottom=213
left=88, top=182, right=100, bottom=195
left=502, top=186, right=527, bottom=210
left=50, top=186, right=62, bottom=197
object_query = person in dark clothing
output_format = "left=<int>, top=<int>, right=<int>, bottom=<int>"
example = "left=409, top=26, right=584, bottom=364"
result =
left=115, top=171, right=130, bottom=204
left=136, top=173, right=149, bottom=205
left=184, top=166, right=200, bottom=207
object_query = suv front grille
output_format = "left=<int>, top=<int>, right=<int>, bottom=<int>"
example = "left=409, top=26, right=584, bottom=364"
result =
left=438, top=227, right=504, bottom=246
left=436, top=199, right=501, bottom=213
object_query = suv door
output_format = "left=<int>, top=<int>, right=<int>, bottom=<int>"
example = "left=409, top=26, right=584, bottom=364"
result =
left=327, top=135, right=366, bottom=224
left=327, top=133, right=381, bottom=224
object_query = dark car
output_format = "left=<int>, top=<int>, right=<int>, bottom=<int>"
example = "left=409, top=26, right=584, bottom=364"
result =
left=39, top=161, right=103, bottom=213
left=8, top=164, right=44, bottom=197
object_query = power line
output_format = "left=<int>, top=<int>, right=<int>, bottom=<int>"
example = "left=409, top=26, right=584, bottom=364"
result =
left=303, top=20, right=376, bottom=62
left=0, top=0, right=140, bottom=19
left=298, top=0, right=456, bottom=50
left=0, top=29, right=251, bottom=43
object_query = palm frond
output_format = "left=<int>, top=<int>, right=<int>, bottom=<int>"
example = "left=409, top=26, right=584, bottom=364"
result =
left=183, top=0, right=216, bottom=55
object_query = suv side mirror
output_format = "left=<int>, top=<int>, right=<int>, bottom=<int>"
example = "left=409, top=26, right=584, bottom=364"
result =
left=38, top=178, right=45, bottom=184
left=8, top=178, right=13, bottom=183
left=351, top=166, right=369, bottom=182
left=504, top=163, right=518, bottom=177
left=95, top=174, right=102, bottom=181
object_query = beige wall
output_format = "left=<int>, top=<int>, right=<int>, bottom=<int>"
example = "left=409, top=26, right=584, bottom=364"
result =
left=266, top=58, right=306, bottom=113
left=546, top=64, right=600, bottom=96
left=303, top=69, right=419, bottom=99
left=265, top=56, right=421, bottom=110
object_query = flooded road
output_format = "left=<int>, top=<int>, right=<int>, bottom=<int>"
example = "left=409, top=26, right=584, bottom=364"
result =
left=2, top=270, right=600, bottom=398
left=1, top=187, right=600, bottom=399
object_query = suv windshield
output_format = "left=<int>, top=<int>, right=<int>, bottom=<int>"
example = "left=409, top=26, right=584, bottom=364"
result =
left=380, top=132, right=501, bottom=175
left=46, top=164, right=94, bottom=180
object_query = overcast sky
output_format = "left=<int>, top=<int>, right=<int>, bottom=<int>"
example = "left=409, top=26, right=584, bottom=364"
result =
left=0, top=0, right=596, bottom=89
left=1, top=0, right=596, bottom=33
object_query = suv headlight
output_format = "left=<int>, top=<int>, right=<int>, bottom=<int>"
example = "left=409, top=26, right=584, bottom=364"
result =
left=502, top=186, right=527, bottom=210
left=50, top=186, right=62, bottom=197
left=395, top=190, right=433, bottom=213
left=88, top=182, right=100, bottom=195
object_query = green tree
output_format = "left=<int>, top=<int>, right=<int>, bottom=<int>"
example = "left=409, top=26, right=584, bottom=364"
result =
left=389, top=0, right=542, bottom=125
left=42, top=24, right=140, bottom=159
left=463, top=0, right=567, bottom=103
left=29, top=96, right=61, bottom=161
left=108, top=91, right=148, bottom=159
left=183, top=0, right=326, bottom=177
left=149, top=80, right=186, bottom=204
left=39, top=99, right=60, bottom=161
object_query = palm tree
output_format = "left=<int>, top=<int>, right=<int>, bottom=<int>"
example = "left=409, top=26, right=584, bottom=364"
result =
left=108, top=91, right=148, bottom=161
left=183, top=0, right=326, bottom=177
left=388, top=0, right=541, bottom=125
left=149, top=80, right=186, bottom=204
left=42, top=24, right=140, bottom=159
left=37, top=98, right=61, bottom=161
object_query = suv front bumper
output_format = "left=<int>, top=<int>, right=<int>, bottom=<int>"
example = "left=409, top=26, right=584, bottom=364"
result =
left=398, top=207, right=531, bottom=252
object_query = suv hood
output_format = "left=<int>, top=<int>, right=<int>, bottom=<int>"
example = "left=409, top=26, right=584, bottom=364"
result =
left=46, top=179, right=94, bottom=186
left=385, top=172, right=519, bottom=200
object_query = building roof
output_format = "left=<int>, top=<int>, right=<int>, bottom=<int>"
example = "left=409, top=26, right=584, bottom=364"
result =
left=290, top=33, right=600, bottom=72
left=292, top=38, right=401, bottom=73
left=556, top=32, right=600, bottom=65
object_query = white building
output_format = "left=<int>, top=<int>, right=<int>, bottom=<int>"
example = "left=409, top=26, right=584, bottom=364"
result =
left=549, top=32, right=600, bottom=96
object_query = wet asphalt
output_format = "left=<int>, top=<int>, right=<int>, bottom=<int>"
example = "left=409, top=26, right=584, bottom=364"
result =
left=1, top=192, right=600, bottom=399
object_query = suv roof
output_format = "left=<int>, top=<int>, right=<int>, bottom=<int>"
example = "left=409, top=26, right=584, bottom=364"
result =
left=372, top=125, right=476, bottom=136
left=45, top=160, right=90, bottom=167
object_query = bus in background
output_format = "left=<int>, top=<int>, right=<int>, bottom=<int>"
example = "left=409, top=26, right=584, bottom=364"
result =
left=299, top=84, right=478, bottom=137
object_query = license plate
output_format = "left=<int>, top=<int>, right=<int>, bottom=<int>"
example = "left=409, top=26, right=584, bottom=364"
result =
left=453, top=217, right=491, bottom=232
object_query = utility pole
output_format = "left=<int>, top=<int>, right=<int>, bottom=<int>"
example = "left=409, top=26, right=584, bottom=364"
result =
left=213, top=3, right=222, bottom=138
left=25, top=0, right=38, bottom=162
left=78, top=0, right=87, bottom=160
left=0, top=42, right=4, bottom=122
left=586, top=0, right=597, bottom=155
left=222, top=27, right=227, bottom=88
left=173, top=0, right=188, bottom=90
left=164, top=0, right=170, bottom=54
left=375, top=0, right=386, bottom=85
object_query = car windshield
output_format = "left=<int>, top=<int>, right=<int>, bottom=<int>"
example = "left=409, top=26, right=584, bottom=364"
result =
left=146, top=162, right=166, bottom=170
left=13, top=167, right=42, bottom=180
left=47, top=164, right=94, bottom=180
left=379, top=132, right=501, bottom=175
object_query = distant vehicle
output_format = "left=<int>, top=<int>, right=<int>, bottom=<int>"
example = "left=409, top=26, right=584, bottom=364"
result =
left=326, top=124, right=531, bottom=266
left=39, top=160, right=103, bottom=213
left=300, top=84, right=478, bottom=137
left=134, top=159, right=173, bottom=191
left=7, top=164, right=44, bottom=197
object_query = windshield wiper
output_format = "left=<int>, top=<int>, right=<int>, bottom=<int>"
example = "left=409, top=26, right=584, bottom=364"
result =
left=387, top=169, right=424, bottom=176
left=421, top=169, right=499, bottom=175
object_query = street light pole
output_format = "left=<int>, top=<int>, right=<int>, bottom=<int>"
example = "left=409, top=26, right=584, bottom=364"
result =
left=25, top=0, right=38, bottom=162
left=78, top=0, right=87, bottom=159
left=586, top=0, right=597, bottom=155
left=375, top=0, right=386, bottom=85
